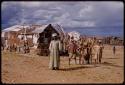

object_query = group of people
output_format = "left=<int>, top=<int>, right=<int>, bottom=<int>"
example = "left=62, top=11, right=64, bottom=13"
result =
left=1, top=36, right=30, bottom=53
left=2, top=32, right=116, bottom=71
left=48, top=33, right=104, bottom=70
left=67, top=36, right=104, bottom=65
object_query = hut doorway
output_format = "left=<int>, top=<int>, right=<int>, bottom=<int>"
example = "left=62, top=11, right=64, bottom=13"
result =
left=37, top=25, right=59, bottom=56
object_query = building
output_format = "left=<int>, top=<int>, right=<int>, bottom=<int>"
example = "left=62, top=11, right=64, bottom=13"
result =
left=32, top=24, right=65, bottom=56
left=2, top=25, right=36, bottom=51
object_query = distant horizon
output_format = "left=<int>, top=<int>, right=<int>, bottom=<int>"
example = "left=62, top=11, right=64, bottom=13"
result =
left=63, top=27, right=123, bottom=38
left=2, top=24, right=123, bottom=38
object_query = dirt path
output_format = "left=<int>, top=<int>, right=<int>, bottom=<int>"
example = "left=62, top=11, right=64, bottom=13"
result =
left=1, top=45, right=124, bottom=84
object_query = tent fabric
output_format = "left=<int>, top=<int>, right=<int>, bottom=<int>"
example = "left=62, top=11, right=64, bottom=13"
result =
left=33, top=35, right=39, bottom=44
left=68, top=31, right=80, bottom=41
left=2, top=25, right=30, bottom=32
left=1, top=32, right=5, bottom=37
left=3, top=25, right=21, bottom=32
left=21, top=25, right=30, bottom=29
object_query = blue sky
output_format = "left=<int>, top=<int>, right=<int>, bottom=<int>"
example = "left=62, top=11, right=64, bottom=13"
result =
left=1, top=1, right=124, bottom=37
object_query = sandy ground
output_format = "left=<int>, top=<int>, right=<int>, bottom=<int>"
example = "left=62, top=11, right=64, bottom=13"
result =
left=1, top=45, right=124, bottom=84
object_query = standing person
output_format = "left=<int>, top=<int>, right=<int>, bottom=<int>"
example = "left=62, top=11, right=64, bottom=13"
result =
left=85, top=38, right=93, bottom=64
left=5, top=38, right=8, bottom=50
left=78, top=43, right=85, bottom=65
left=92, top=41, right=100, bottom=64
left=113, top=45, right=116, bottom=55
left=86, top=43, right=92, bottom=64
left=67, top=37, right=77, bottom=65
left=1, top=37, right=5, bottom=50
left=49, top=33, right=62, bottom=70
left=98, top=40, right=104, bottom=63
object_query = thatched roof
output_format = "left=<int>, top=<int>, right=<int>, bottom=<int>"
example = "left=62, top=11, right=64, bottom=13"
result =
left=32, top=24, right=65, bottom=35
left=32, top=25, right=48, bottom=33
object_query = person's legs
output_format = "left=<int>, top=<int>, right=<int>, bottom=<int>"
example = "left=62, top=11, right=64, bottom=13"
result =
left=99, top=58, right=101, bottom=63
left=81, top=54, right=85, bottom=64
left=54, top=67, right=59, bottom=70
left=87, top=54, right=90, bottom=64
left=99, top=52, right=102, bottom=63
left=69, top=58, right=71, bottom=65
left=90, top=54, right=93, bottom=64
left=96, top=54, right=98, bottom=64
left=114, top=50, right=115, bottom=55
left=79, top=51, right=84, bottom=64
left=95, top=59, right=96, bottom=64
left=93, top=54, right=97, bottom=64
left=79, top=55, right=82, bottom=64
left=49, top=67, right=54, bottom=70
left=113, top=48, right=115, bottom=55
left=69, top=53, right=73, bottom=65
left=73, top=53, right=77, bottom=64
left=84, top=54, right=88, bottom=64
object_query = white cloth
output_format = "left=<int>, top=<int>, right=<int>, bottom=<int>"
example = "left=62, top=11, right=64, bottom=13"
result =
left=92, top=45, right=100, bottom=59
left=52, top=33, right=57, bottom=37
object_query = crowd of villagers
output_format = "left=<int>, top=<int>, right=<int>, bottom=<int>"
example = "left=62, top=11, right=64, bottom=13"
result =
left=62, top=35, right=104, bottom=65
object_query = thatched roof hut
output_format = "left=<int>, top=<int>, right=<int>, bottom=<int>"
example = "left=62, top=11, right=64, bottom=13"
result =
left=32, top=23, right=65, bottom=56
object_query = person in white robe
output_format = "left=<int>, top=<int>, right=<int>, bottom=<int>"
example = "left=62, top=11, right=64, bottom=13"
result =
left=49, top=33, right=62, bottom=70
left=92, top=41, right=100, bottom=64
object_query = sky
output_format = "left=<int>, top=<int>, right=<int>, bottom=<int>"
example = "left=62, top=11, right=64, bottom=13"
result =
left=1, top=1, right=124, bottom=37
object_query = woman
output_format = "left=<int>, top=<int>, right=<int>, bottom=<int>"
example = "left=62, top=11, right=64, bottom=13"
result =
left=49, top=33, right=62, bottom=70
left=92, top=41, right=100, bottom=64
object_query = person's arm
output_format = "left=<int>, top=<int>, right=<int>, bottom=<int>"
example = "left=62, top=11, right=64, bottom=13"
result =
left=59, top=40, right=62, bottom=51
left=49, top=41, right=52, bottom=51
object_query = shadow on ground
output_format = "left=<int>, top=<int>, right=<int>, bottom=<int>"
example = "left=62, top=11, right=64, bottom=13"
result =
left=101, top=62, right=123, bottom=68
left=59, top=61, right=123, bottom=71
left=59, top=65, right=99, bottom=71
left=103, top=57, right=120, bottom=59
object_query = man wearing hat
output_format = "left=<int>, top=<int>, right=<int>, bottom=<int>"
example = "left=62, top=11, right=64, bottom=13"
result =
left=49, top=33, right=62, bottom=70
